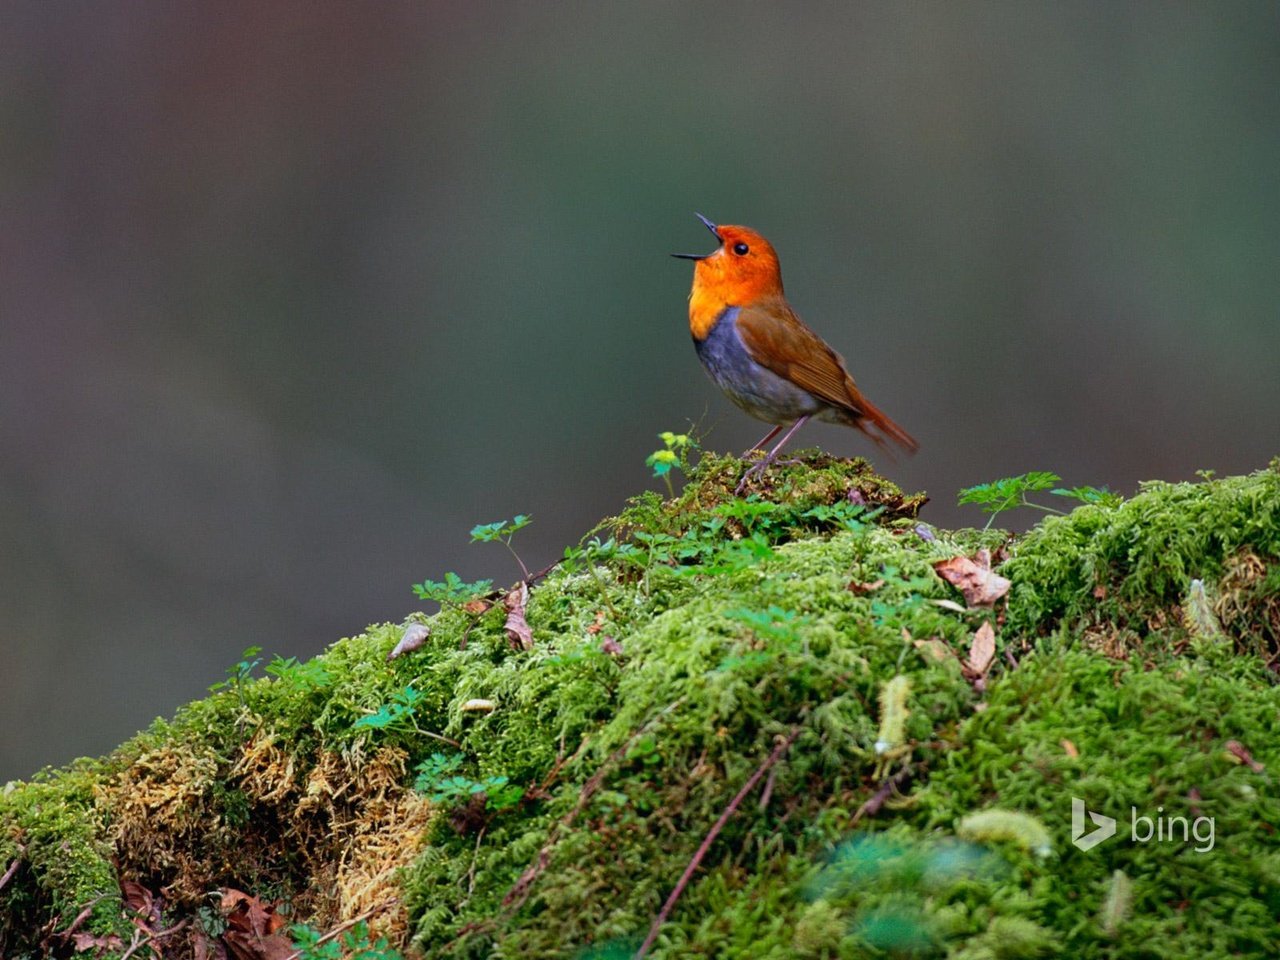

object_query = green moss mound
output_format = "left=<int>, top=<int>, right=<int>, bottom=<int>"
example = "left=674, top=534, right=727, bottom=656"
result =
left=3, top=454, right=1279, bottom=958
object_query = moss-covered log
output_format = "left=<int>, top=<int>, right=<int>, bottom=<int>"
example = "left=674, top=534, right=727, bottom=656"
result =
left=3, top=454, right=1279, bottom=958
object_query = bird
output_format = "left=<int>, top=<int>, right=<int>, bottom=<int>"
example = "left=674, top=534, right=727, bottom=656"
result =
left=673, top=213, right=917, bottom=489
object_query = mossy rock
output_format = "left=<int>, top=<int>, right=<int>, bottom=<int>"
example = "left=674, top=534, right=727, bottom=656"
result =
left=3, top=453, right=1279, bottom=958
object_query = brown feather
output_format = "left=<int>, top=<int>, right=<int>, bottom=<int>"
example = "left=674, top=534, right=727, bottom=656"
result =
left=735, top=298, right=918, bottom=454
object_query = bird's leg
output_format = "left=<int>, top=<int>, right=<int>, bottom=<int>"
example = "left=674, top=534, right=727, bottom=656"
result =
left=736, top=415, right=811, bottom=494
left=744, top=424, right=784, bottom=455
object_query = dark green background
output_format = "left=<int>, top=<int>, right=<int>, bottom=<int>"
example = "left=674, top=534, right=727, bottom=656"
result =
left=3, top=2, right=1277, bottom=780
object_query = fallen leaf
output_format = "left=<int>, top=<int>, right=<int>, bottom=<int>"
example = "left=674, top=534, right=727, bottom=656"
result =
left=1093, top=584, right=1108, bottom=600
left=462, top=598, right=492, bottom=616
left=503, top=583, right=533, bottom=650
left=586, top=610, right=607, bottom=634
left=387, top=623, right=431, bottom=661
left=220, top=888, right=292, bottom=960
left=120, top=878, right=158, bottom=926
left=71, top=932, right=124, bottom=952
left=120, top=878, right=151, bottom=911
left=933, top=553, right=1011, bottom=608
left=847, top=578, right=886, bottom=595
left=1225, top=739, right=1265, bottom=772
left=966, top=622, right=997, bottom=677
left=913, top=637, right=953, bottom=662
left=1061, top=739, right=1079, bottom=758
left=929, top=598, right=969, bottom=613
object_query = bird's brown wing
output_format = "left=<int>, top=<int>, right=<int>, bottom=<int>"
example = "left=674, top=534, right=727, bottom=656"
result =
left=735, top=299, right=918, bottom=453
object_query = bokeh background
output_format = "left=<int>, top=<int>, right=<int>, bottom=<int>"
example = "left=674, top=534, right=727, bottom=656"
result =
left=3, top=2, right=1278, bottom=781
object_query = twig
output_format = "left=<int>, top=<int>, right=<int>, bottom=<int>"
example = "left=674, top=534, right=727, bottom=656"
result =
left=117, top=929, right=147, bottom=960
left=758, top=766, right=778, bottom=813
left=56, top=894, right=111, bottom=937
left=0, top=848, right=23, bottom=892
left=119, top=918, right=188, bottom=960
left=412, top=725, right=463, bottom=749
left=459, top=556, right=564, bottom=650
left=464, top=826, right=487, bottom=901
left=634, top=727, right=802, bottom=960
left=480, top=557, right=561, bottom=603
left=503, top=698, right=685, bottom=912
left=851, top=765, right=915, bottom=826
left=281, top=902, right=391, bottom=960
left=525, top=733, right=592, bottom=802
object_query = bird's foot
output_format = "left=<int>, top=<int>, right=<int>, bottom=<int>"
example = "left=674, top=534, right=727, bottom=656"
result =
left=735, top=455, right=775, bottom=496
left=735, top=455, right=805, bottom=495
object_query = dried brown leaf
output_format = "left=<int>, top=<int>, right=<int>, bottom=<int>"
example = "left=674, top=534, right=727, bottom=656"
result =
left=913, top=637, right=953, bottom=663
left=1225, top=739, right=1265, bottom=772
left=1061, top=739, right=1079, bottom=758
left=462, top=598, right=492, bottom=616
left=387, top=623, right=431, bottom=661
left=847, top=578, right=886, bottom=595
left=221, top=888, right=292, bottom=960
left=503, top=583, right=533, bottom=650
left=933, top=553, right=1011, bottom=608
left=120, top=878, right=157, bottom=926
left=600, top=636, right=623, bottom=656
left=966, top=621, right=997, bottom=677
left=71, top=931, right=124, bottom=953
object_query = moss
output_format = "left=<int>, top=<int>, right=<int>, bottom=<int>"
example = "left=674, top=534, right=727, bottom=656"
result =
left=2, top=453, right=1279, bottom=958
left=1002, top=459, right=1280, bottom=660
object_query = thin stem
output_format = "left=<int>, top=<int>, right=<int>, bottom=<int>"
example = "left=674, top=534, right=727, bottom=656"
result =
left=503, top=540, right=531, bottom=580
left=281, top=903, right=389, bottom=960
left=1021, top=499, right=1066, bottom=515
left=634, top=727, right=802, bottom=959
left=584, top=563, right=622, bottom=623
left=0, top=850, right=22, bottom=892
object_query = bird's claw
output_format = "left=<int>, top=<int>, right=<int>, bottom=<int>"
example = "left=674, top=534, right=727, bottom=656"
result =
left=735, top=457, right=772, bottom=496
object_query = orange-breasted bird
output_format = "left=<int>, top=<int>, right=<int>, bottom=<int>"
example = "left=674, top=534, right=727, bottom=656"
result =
left=674, top=214, right=917, bottom=487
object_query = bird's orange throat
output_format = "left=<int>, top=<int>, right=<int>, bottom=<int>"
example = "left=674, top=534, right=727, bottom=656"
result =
left=688, top=284, right=729, bottom=340
left=686, top=247, right=782, bottom=340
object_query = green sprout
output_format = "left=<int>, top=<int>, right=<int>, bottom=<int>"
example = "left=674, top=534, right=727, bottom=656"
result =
left=412, top=571, right=494, bottom=610
left=958, top=472, right=1121, bottom=529
left=208, top=646, right=263, bottom=706
left=645, top=431, right=697, bottom=496
left=471, top=514, right=533, bottom=579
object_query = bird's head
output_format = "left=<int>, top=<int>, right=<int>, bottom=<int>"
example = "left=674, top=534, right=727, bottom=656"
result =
left=673, top=214, right=783, bottom=305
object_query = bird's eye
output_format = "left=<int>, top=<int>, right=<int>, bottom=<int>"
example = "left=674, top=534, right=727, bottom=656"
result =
left=732, top=242, right=749, bottom=256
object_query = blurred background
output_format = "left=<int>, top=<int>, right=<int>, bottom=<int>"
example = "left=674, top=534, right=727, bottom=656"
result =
left=2, top=2, right=1277, bottom=781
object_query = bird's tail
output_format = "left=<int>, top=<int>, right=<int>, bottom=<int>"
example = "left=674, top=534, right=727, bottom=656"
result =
left=852, top=393, right=918, bottom=455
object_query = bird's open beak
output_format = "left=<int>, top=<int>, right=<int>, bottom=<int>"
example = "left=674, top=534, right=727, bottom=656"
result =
left=671, top=212, right=721, bottom=260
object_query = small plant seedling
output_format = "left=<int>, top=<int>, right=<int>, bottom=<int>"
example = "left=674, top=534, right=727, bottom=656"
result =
left=208, top=646, right=263, bottom=706
left=471, top=514, right=533, bottom=579
left=264, top=655, right=332, bottom=693
left=958, top=472, right=1121, bottom=529
left=413, top=752, right=524, bottom=811
left=645, top=431, right=698, bottom=497
left=291, top=919, right=401, bottom=960
left=351, top=684, right=426, bottom=734
left=412, top=571, right=494, bottom=610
